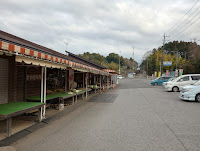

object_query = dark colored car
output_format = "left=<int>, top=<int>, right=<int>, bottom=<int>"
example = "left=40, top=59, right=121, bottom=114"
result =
left=151, top=76, right=174, bottom=86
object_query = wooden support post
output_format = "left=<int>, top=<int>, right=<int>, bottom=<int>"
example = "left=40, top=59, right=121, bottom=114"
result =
left=83, top=73, right=85, bottom=88
left=38, top=108, right=42, bottom=122
left=40, top=67, right=44, bottom=121
left=76, top=95, right=78, bottom=103
left=24, top=66, right=27, bottom=102
left=107, top=76, right=109, bottom=89
left=94, top=75, right=96, bottom=85
left=86, top=73, right=88, bottom=99
left=65, top=70, right=67, bottom=91
left=72, top=96, right=75, bottom=105
left=7, top=118, right=12, bottom=137
left=43, top=66, right=47, bottom=119
left=100, top=75, right=102, bottom=94
left=110, top=76, right=112, bottom=87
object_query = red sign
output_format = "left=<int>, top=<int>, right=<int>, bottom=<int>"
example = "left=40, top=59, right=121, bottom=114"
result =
left=166, top=70, right=169, bottom=76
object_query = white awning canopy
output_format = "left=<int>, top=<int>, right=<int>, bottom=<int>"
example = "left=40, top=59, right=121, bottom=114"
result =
left=72, top=67, right=88, bottom=72
left=16, top=55, right=67, bottom=69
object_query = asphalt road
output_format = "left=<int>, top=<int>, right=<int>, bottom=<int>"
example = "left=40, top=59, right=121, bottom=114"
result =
left=13, top=78, right=200, bottom=151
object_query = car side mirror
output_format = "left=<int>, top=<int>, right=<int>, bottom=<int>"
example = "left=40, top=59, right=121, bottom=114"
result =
left=180, top=79, right=183, bottom=82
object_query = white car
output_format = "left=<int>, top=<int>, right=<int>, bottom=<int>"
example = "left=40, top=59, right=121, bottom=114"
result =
left=117, top=75, right=123, bottom=79
left=179, top=80, right=200, bottom=102
left=164, top=74, right=200, bottom=92
left=162, top=77, right=176, bottom=88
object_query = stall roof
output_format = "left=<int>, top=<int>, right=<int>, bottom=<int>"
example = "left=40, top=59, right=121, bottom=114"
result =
left=66, top=51, right=106, bottom=70
left=0, top=30, right=110, bottom=76
left=103, top=69, right=118, bottom=74
left=0, top=30, right=105, bottom=70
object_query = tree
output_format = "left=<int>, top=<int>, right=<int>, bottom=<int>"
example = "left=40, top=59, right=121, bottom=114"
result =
left=106, top=53, right=120, bottom=64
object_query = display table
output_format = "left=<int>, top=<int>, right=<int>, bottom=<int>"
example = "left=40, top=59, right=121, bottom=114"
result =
left=89, top=86, right=102, bottom=93
left=26, top=92, right=76, bottom=104
left=75, top=90, right=86, bottom=101
left=0, top=102, right=44, bottom=137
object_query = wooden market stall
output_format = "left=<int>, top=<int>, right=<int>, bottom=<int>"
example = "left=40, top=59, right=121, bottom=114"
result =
left=103, top=69, right=118, bottom=89
left=0, top=30, right=110, bottom=138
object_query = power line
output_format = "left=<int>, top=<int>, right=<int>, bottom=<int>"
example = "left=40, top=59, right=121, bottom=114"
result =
left=171, top=14, right=200, bottom=41
left=167, top=0, right=200, bottom=35
left=150, top=1, right=200, bottom=57
left=169, top=8, right=200, bottom=40
left=168, top=4, right=200, bottom=38
left=168, top=4, right=200, bottom=39
left=176, top=21, right=200, bottom=40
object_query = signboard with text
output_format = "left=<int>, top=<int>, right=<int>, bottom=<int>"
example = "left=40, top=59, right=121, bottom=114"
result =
left=163, top=61, right=172, bottom=66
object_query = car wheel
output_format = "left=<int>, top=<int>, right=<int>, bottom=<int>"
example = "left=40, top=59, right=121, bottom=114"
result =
left=195, top=94, right=200, bottom=102
left=154, top=83, right=158, bottom=86
left=172, top=86, right=179, bottom=92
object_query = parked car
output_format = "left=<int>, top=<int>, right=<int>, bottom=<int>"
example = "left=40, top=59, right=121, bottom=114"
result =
left=151, top=76, right=174, bottom=86
left=179, top=80, right=200, bottom=102
left=117, top=75, right=123, bottom=79
left=164, top=74, right=200, bottom=92
left=162, top=77, right=176, bottom=88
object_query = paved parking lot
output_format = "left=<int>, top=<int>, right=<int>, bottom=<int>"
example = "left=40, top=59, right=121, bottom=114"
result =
left=12, top=78, right=200, bottom=151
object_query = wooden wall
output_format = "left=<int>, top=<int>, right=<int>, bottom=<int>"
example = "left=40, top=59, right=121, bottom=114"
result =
left=26, top=67, right=41, bottom=98
left=0, top=55, right=15, bottom=102
left=15, top=66, right=25, bottom=101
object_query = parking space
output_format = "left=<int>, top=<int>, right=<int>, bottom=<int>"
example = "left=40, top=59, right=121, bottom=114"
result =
left=139, top=80, right=200, bottom=151
left=12, top=78, right=200, bottom=151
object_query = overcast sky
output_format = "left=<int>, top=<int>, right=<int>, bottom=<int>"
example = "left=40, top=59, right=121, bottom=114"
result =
left=0, top=0, right=197, bottom=64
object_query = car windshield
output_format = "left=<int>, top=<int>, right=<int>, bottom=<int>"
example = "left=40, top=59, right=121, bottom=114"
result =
left=168, top=77, right=175, bottom=81
left=173, top=77, right=181, bottom=82
left=193, top=80, right=200, bottom=86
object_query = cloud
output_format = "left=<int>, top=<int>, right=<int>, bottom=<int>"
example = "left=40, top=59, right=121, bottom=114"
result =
left=0, top=0, right=197, bottom=64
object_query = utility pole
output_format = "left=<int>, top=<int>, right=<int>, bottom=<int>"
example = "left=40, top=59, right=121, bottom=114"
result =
left=161, top=33, right=169, bottom=76
left=119, top=51, right=121, bottom=75
left=132, top=47, right=134, bottom=73
left=160, top=61, right=161, bottom=73
left=176, top=51, right=178, bottom=70
left=147, top=59, right=148, bottom=79
left=191, top=38, right=197, bottom=43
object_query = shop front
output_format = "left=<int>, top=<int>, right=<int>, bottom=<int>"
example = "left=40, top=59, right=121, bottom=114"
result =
left=0, top=38, right=110, bottom=139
